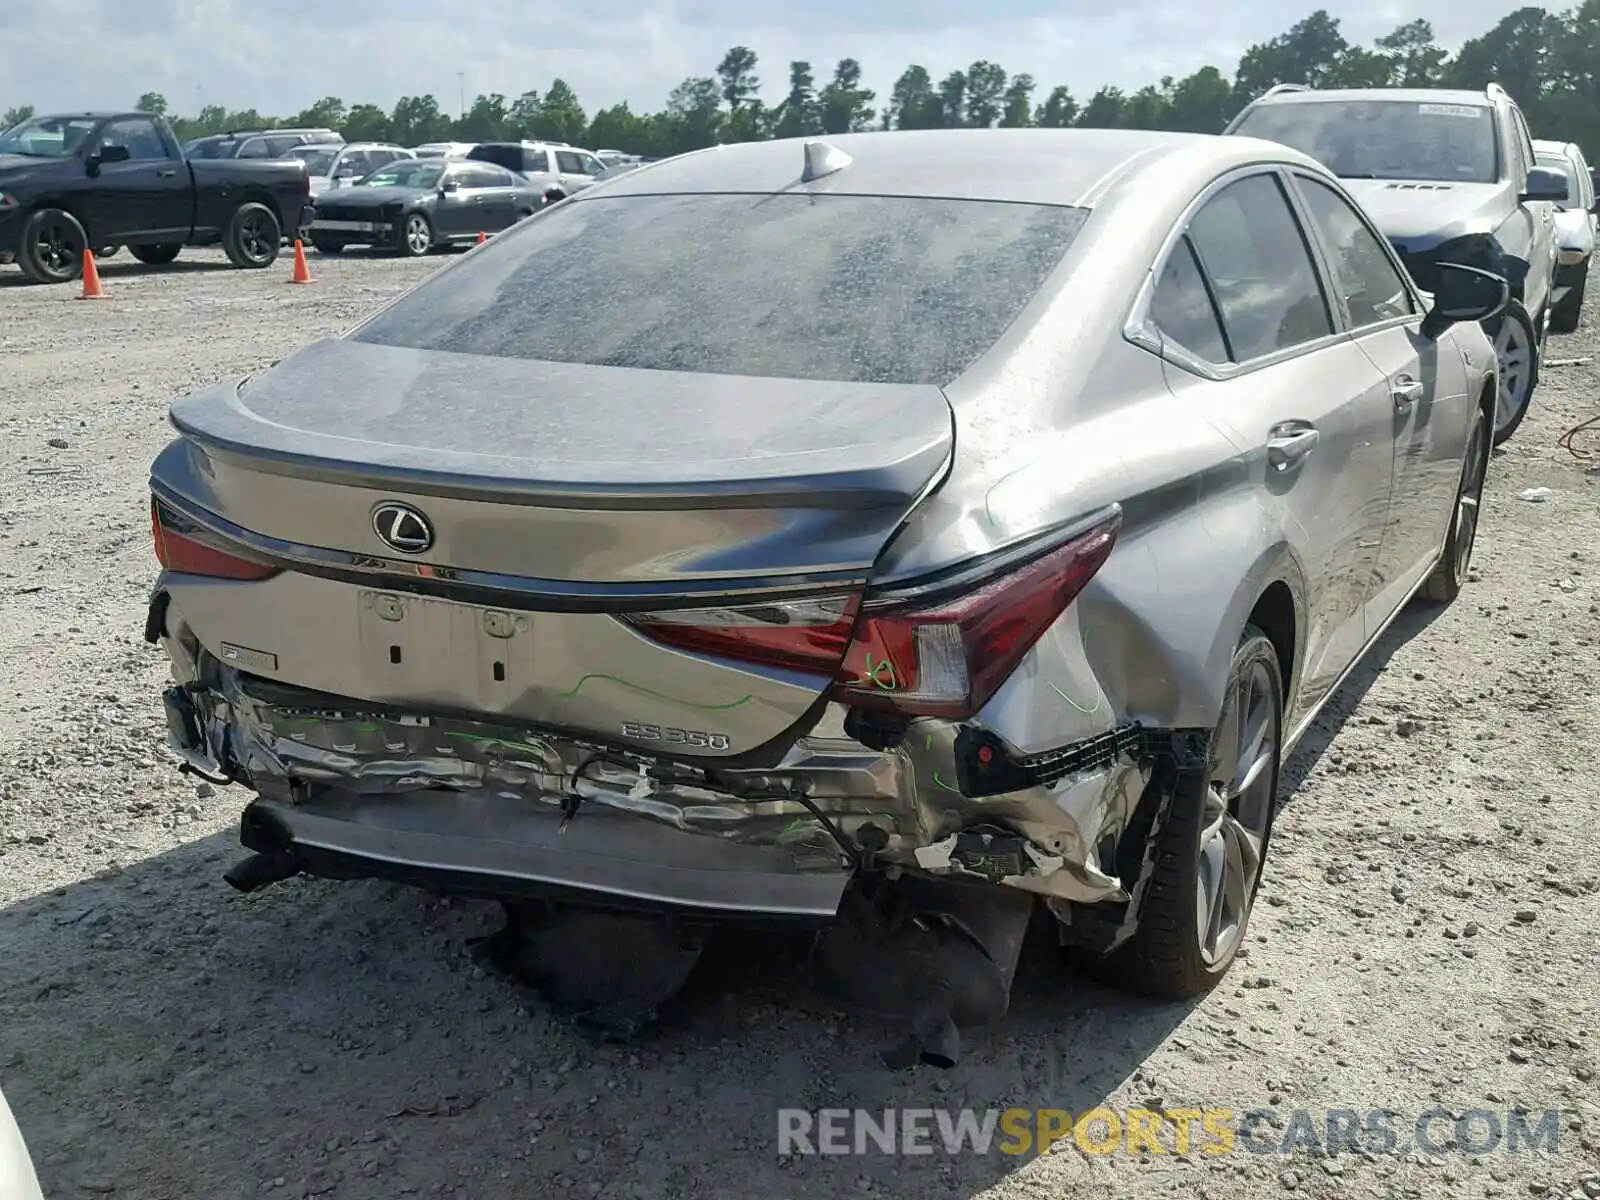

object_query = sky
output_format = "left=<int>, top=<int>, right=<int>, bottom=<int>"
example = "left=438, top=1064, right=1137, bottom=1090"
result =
left=0, top=0, right=1524, bottom=122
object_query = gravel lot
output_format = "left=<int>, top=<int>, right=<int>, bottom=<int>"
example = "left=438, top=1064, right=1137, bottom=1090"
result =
left=1, top=247, right=1598, bottom=1200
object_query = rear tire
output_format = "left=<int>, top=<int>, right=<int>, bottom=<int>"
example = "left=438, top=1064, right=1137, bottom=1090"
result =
left=1485, top=301, right=1538, bottom=447
left=1421, top=401, right=1489, bottom=604
left=222, top=202, right=282, bottom=269
left=1550, top=265, right=1588, bottom=334
left=17, top=207, right=87, bottom=284
left=1083, top=627, right=1283, bottom=1001
left=395, top=212, right=432, bottom=257
left=129, top=243, right=182, bottom=266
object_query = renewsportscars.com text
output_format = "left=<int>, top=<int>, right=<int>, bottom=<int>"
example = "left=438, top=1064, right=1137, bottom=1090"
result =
left=776, top=1106, right=1562, bottom=1158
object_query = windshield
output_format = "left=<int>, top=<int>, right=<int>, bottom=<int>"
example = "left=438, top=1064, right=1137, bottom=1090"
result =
left=1234, top=100, right=1499, bottom=184
left=360, top=160, right=443, bottom=188
left=352, top=193, right=1087, bottom=386
left=291, top=146, right=339, bottom=175
left=0, top=115, right=100, bottom=158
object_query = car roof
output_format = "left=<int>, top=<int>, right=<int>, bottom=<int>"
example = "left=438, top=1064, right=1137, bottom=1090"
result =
left=585, top=128, right=1329, bottom=208
left=1533, top=137, right=1584, bottom=159
left=1246, top=87, right=1495, bottom=108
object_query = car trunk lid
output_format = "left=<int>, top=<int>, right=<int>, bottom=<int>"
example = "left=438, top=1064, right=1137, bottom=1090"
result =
left=154, top=337, right=954, bottom=757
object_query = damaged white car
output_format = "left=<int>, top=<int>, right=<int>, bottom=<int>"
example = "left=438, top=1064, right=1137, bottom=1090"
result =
left=146, top=129, right=1503, bottom=1064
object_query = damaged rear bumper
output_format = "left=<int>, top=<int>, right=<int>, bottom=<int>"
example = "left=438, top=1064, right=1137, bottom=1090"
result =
left=155, top=599, right=1203, bottom=923
left=237, top=788, right=852, bottom=918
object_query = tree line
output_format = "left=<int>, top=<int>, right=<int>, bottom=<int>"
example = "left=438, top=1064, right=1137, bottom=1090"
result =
left=5, top=4, right=1599, bottom=159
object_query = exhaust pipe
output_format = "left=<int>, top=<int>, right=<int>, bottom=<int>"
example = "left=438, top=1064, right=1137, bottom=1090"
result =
left=223, top=851, right=300, bottom=893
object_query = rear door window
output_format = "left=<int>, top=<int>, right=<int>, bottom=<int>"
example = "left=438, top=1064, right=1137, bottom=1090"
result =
left=352, top=193, right=1089, bottom=386
left=555, top=151, right=587, bottom=174
left=523, top=149, right=549, bottom=173
left=1186, top=173, right=1334, bottom=360
left=1149, top=236, right=1230, bottom=363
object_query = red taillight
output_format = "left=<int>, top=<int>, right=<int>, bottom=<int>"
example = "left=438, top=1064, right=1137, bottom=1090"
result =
left=151, top=497, right=280, bottom=582
left=622, top=595, right=860, bottom=675
left=624, top=512, right=1121, bottom=719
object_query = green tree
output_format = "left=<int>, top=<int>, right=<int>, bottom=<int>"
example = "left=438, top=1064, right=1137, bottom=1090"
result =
left=819, top=59, right=875, bottom=133
left=1234, top=10, right=1355, bottom=100
left=1376, top=19, right=1448, bottom=86
left=663, top=77, right=724, bottom=150
left=936, top=71, right=968, bottom=127
left=1077, top=86, right=1126, bottom=128
left=773, top=61, right=823, bottom=139
left=294, top=96, right=347, bottom=130
left=136, top=92, right=168, bottom=116
left=341, top=104, right=392, bottom=143
left=531, top=80, right=587, bottom=144
left=717, top=46, right=761, bottom=109
left=1033, top=86, right=1077, bottom=128
left=1000, top=75, right=1036, bottom=127
left=885, top=65, right=939, bottom=130
left=390, top=95, right=450, bottom=145
left=1165, top=66, right=1236, bottom=133
left=964, top=60, right=1009, bottom=127
left=2, top=105, right=34, bottom=129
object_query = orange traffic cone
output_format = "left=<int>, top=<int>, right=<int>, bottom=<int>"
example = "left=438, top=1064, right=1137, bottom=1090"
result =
left=78, top=249, right=105, bottom=299
left=288, top=239, right=312, bottom=285
left=477, top=231, right=487, bottom=245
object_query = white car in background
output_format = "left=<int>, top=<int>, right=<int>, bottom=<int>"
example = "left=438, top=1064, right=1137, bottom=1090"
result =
left=1, top=1085, right=44, bottom=1200
left=410, top=141, right=478, bottom=158
left=1534, top=137, right=1597, bottom=332
left=289, top=141, right=415, bottom=197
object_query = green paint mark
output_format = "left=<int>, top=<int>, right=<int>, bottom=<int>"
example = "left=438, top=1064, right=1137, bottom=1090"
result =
left=352, top=722, right=381, bottom=733
left=849, top=653, right=899, bottom=692
left=931, top=770, right=962, bottom=794
left=1049, top=680, right=1102, bottom=715
left=443, top=731, right=552, bottom=756
left=553, top=674, right=753, bottom=711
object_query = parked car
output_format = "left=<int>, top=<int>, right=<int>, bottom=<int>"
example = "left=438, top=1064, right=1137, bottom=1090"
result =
left=1225, top=82, right=1566, bottom=445
left=289, top=141, right=414, bottom=198
left=1532, top=138, right=1597, bottom=332
left=410, top=141, right=477, bottom=158
left=466, top=141, right=608, bottom=204
left=0, top=1085, right=44, bottom=1200
left=184, top=128, right=343, bottom=159
left=0, top=111, right=312, bottom=283
left=146, top=129, right=1501, bottom=1045
left=306, top=156, right=541, bottom=255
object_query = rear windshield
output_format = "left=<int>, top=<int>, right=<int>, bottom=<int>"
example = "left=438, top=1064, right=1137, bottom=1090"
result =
left=1233, top=100, right=1499, bottom=184
left=351, top=193, right=1087, bottom=385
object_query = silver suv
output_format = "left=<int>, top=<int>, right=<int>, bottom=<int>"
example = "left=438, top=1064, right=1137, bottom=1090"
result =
left=465, top=141, right=607, bottom=203
left=1226, top=83, right=1568, bottom=444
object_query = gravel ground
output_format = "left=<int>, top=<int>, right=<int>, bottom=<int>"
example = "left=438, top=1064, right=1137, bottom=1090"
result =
left=1, top=247, right=1598, bottom=1200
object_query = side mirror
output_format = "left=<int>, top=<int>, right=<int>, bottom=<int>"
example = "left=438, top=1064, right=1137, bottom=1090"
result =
left=439, top=178, right=459, bottom=193
left=1420, top=262, right=1510, bottom=340
left=87, top=144, right=130, bottom=172
left=1520, top=166, right=1569, bottom=204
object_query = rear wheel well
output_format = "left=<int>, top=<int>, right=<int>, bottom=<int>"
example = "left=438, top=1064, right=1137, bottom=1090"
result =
left=1248, top=582, right=1296, bottom=704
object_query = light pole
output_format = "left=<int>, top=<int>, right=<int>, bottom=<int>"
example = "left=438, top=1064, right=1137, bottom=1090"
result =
left=457, top=72, right=465, bottom=122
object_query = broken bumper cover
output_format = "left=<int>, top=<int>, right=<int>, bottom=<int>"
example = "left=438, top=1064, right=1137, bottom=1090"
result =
left=238, top=788, right=852, bottom=918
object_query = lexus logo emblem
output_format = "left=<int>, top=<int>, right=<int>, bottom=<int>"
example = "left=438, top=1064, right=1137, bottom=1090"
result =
left=371, top=502, right=434, bottom=555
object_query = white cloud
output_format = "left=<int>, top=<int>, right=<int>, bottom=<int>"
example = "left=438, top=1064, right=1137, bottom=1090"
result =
left=0, top=0, right=1521, bottom=123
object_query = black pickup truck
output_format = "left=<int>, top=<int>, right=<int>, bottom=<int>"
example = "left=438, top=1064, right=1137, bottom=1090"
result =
left=0, top=111, right=312, bottom=284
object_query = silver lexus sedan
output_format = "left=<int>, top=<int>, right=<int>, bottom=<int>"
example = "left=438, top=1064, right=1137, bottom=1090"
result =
left=145, top=129, right=1503, bottom=1047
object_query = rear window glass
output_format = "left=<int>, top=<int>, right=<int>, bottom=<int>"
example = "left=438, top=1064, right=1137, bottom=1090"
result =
left=351, top=193, right=1087, bottom=385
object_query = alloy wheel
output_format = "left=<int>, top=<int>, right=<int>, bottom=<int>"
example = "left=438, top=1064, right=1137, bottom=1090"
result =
left=237, top=212, right=274, bottom=264
left=1492, top=315, right=1532, bottom=437
left=1196, top=656, right=1277, bottom=967
left=34, top=219, right=81, bottom=279
left=406, top=216, right=430, bottom=255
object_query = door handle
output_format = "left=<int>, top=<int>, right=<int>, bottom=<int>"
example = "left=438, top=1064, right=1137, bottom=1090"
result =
left=1266, top=422, right=1320, bottom=470
left=1391, top=376, right=1425, bottom=410
left=157, top=169, right=176, bottom=178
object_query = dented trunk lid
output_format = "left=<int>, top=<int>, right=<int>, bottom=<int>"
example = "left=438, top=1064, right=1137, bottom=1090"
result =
left=153, top=337, right=954, bottom=757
